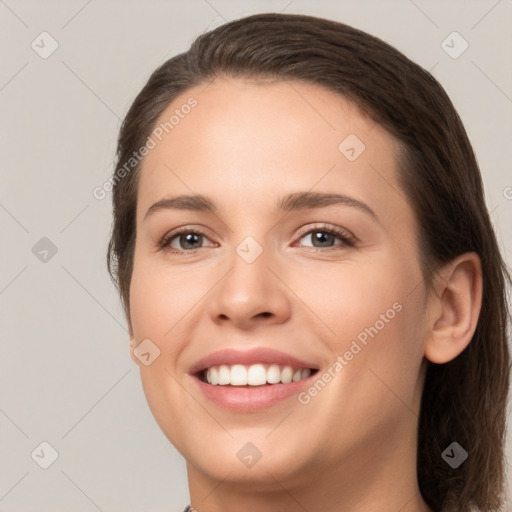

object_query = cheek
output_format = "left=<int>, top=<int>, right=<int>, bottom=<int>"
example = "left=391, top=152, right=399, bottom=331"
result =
left=129, top=256, right=204, bottom=346
left=292, top=252, right=424, bottom=392
left=290, top=256, right=408, bottom=343
left=128, top=258, right=201, bottom=446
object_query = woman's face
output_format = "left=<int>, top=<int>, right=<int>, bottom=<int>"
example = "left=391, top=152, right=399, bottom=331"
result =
left=129, top=77, right=431, bottom=492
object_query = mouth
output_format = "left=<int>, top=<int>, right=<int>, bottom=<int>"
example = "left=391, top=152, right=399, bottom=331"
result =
left=188, top=346, right=321, bottom=410
left=195, top=363, right=319, bottom=386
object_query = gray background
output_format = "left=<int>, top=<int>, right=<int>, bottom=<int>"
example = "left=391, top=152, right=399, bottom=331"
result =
left=1, top=0, right=511, bottom=510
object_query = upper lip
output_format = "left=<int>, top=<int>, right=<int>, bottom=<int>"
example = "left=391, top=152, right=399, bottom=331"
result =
left=188, top=347, right=320, bottom=375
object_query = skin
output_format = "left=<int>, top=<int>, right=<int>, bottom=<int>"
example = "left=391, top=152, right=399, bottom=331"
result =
left=128, top=77, right=482, bottom=512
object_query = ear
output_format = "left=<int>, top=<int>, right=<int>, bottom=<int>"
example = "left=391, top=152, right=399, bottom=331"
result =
left=424, top=252, right=483, bottom=364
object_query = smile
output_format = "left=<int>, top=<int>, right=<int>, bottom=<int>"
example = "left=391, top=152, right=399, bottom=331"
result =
left=189, top=347, right=320, bottom=411
left=202, top=364, right=313, bottom=386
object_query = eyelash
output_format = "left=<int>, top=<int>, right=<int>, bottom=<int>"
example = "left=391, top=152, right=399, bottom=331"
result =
left=157, top=223, right=357, bottom=256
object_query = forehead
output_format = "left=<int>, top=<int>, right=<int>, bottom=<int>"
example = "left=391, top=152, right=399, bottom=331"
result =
left=136, top=77, right=406, bottom=224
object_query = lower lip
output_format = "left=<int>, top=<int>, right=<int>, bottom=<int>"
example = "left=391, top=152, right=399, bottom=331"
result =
left=191, top=373, right=316, bottom=411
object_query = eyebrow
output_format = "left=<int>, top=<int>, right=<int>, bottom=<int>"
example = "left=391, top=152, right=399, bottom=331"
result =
left=143, top=191, right=378, bottom=221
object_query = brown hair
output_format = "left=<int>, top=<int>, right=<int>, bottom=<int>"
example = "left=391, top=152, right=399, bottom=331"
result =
left=107, top=12, right=511, bottom=511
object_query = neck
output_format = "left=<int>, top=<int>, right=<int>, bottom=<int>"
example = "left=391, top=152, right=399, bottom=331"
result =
left=186, top=412, right=433, bottom=512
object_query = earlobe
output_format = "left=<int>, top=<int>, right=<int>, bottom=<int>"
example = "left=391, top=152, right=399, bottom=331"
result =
left=424, top=252, right=483, bottom=364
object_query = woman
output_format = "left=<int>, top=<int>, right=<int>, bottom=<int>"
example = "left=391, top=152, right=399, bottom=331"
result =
left=107, top=13, right=510, bottom=512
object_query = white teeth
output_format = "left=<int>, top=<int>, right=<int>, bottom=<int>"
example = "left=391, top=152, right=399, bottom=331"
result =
left=267, top=364, right=281, bottom=384
left=247, top=364, right=267, bottom=386
left=230, top=364, right=247, bottom=386
left=301, top=368, right=311, bottom=379
left=281, top=366, right=293, bottom=384
left=203, top=364, right=314, bottom=386
left=218, top=365, right=230, bottom=385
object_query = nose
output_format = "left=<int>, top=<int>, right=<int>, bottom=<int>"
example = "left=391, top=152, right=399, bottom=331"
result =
left=209, top=244, right=291, bottom=330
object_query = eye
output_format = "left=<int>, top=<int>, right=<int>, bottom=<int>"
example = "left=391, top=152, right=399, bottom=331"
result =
left=158, top=227, right=217, bottom=254
left=157, top=223, right=357, bottom=255
left=294, top=224, right=357, bottom=250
